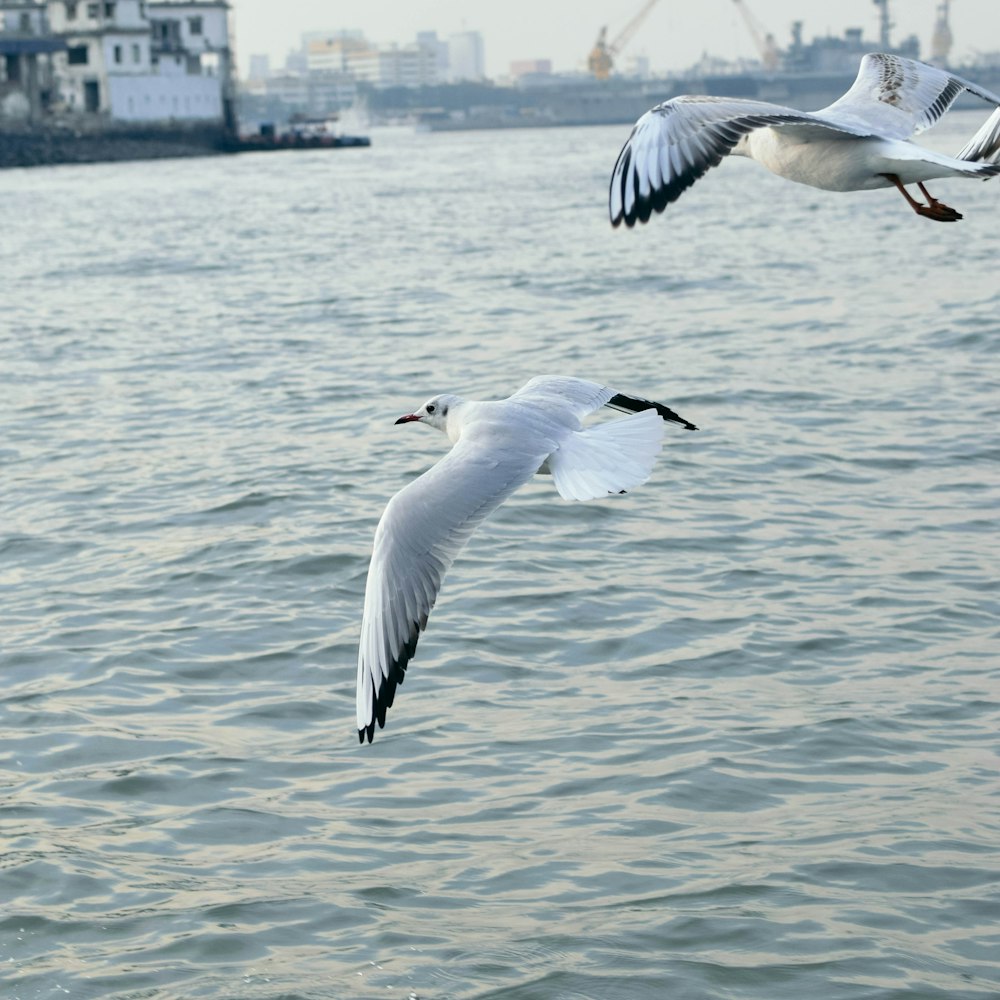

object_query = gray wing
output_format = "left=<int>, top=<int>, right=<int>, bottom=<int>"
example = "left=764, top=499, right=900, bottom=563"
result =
left=510, top=375, right=615, bottom=418
left=818, top=52, right=1000, bottom=140
left=513, top=375, right=698, bottom=431
left=356, top=435, right=546, bottom=743
left=956, top=107, right=1000, bottom=164
left=609, top=95, right=871, bottom=228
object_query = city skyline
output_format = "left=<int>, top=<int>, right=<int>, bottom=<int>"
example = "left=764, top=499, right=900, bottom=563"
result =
left=229, top=0, right=1000, bottom=79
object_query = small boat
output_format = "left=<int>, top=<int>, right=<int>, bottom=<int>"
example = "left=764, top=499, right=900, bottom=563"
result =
left=225, top=115, right=371, bottom=153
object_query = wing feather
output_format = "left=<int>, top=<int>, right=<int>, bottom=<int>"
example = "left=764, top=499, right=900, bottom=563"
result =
left=548, top=409, right=665, bottom=501
left=956, top=106, right=1000, bottom=164
left=818, top=52, right=1000, bottom=139
left=514, top=375, right=697, bottom=430
left=511, top=375, right=616, bottom=418
left=608, top=96, right=865, bottom=228
left=356, top=437, right=544, bottom=743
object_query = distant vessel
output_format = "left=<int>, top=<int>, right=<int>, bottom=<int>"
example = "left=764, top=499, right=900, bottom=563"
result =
left=685, top=0, right=998, bottom=110
left=403, top=2, right=1000, bottom=132
left=226, top=114, right=370, bottom=152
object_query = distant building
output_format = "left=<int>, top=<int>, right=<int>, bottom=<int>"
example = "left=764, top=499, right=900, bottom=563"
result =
left=247, top=51, right=268, bottom=80
left=416, top=29, right=447, bottom=78
left=239, top=28, right=373, bottom=124
left=239, top=26, right=480, bottom=125
left=282, top=46, right=305, bottom=74
left=305, top=69, right=354, bottom=109
left=238, top=70, right=357, bottom=125
left=0, top=0, right=65, bottom=120
left=48, top=0, right=153, bottom=114
left=346, top=40, right=439, bottom=87
left=252, top=70, right=305, bottom=110
left=625, top=54, right=649, bottom=78
left=39, top=0, right=233, bottom=121
left=509, top=58, right=551, bottom=81
left=447, top=30, right=483, bottom=81
left=304, top=29, right=366, bottom=74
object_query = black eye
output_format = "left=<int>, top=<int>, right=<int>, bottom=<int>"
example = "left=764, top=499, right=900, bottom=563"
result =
left=426, top=404, right=436, bottom=414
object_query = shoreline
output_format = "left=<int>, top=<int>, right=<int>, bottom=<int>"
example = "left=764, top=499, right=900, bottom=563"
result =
left=0, top=122, right=230, bottom=169
left=0, top=122, right=371, bottom=169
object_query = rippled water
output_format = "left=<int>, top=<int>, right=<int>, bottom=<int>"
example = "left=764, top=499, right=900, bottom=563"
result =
left=3, top=114, right=999, bottom=999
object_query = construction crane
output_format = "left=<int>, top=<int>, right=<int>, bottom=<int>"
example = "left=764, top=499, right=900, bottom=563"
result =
left=588, top=0, right=660, bottom=80
left=731, top=0, right=780, bottom=71
left=930, top=0, right=953, bottom=65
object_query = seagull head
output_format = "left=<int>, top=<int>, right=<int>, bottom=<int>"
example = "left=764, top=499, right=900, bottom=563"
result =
left=395, top=394, right=462, bottom=435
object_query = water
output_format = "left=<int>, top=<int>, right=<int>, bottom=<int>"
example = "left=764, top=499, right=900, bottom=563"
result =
left=2, top=115, right=999, bottom=1000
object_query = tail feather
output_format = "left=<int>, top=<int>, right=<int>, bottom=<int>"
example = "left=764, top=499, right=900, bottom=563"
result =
left=956, top=106, right=1000, bottom=167
left=548, top=409, right=665, bottom=502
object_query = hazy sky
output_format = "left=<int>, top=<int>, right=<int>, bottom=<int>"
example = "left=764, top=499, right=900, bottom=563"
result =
left=230, top=0, right=1000, bottom=78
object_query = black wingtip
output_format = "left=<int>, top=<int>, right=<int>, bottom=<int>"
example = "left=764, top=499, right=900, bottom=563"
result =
left=359, top=622, right=423, bottom=745
left=608, top=392, right=698, bottom=431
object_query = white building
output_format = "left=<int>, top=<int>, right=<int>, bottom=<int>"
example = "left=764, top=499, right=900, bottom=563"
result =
left=47, top=0, right=151, bottom=112
left=345, top=41, right=438, bottom=88
left=246, top=51, right=268, bottom=80
left=46, top=0, right=231, bottom=120
left=0, top=0, right=64, bottom=119
left=447, top=30, right=483, bottom=82
left=302, top=29, right=365, bottom=74
left=416, top=30, right=447, bottom=79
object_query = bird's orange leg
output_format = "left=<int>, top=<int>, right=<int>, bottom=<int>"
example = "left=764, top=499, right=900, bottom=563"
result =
left=917, top=182, right=962, bottom=221
left=881, top=173, right=962, bottom=222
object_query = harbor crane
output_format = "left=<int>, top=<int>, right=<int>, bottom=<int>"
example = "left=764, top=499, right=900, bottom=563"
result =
left=588, top=0, right=660, bottom=79
left=731, top=0, right=780, bottom=71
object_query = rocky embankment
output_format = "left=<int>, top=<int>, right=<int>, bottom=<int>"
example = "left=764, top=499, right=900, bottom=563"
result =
left=0, top=122, right=228, bottom=168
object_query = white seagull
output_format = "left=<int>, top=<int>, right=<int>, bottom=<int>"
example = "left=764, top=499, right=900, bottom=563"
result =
left=609, top=52, right=1000, bottom=227
left=356, top=375, right=697, bottom=744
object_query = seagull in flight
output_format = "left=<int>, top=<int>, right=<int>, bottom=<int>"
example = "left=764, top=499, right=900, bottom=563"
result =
left=356, top=376, right=697, bottom=744
left=609, top=52, right=1000, bottom=226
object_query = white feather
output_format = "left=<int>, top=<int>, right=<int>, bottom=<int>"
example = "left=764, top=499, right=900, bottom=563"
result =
left=548, top=409, right=665, bottom=501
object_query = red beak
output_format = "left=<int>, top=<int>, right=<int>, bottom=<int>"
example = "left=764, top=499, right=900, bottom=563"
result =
left=394, top=413, right=421, bottom=425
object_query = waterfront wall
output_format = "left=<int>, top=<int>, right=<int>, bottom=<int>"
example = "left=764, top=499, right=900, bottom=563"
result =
left=0, top=122, right=227, bottom=169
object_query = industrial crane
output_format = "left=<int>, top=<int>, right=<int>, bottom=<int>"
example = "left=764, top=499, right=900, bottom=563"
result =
left=588, top=0, right=660, bottom=79
left=731, top=0, right=780, bottom=71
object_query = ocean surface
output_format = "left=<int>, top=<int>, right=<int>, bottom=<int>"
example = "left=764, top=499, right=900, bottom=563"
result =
left=2, top=113, right=999, bottom=1000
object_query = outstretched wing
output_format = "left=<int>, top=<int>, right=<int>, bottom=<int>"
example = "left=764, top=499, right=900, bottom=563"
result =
left=609, top=95, right=868, bottom=228
left=513, top=375, right=698, bottom=431
left=819, top=52, right=1000, bottom=140
left=357, top=436, right=545, bottom=743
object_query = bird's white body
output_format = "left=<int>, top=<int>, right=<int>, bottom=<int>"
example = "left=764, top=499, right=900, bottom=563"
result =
left=610, top=52, right=1000, bottom=226
left=736, top=130, right=974, bottom=192
left=355, top=376, right=696, bottom=744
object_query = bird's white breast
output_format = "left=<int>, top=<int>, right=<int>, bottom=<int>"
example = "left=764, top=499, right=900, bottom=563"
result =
left=746, top=129, right=895, bottom=192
